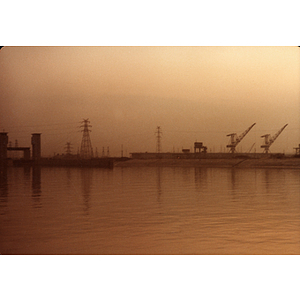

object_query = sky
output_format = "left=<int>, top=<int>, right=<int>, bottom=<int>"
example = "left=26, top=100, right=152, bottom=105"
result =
left=0, top=46, right=299, bottom=157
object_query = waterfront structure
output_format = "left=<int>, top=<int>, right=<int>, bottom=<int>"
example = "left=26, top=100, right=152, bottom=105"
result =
left=7, top=146, right=30, bottom=160
left=261, top=124, right=288, bottom=153
left=130, top=151, right=267, bottom=159
left=0, top=132, right=8, bottom=162
left=31, top=133, right=41, bottom=161
left=294, top=144, right=300, bottom=156
left=194, top=142, right=207, bottom=153
left=226, top=123, right=256, bottom=153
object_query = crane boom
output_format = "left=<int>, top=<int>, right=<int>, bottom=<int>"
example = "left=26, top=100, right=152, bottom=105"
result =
left=261, top=124, right=288, bottom=153
left=226, top=123, right=256, bottom=153
left=248, top=143, right=255, bottom=153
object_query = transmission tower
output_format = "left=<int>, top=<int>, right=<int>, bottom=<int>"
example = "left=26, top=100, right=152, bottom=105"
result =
left=156, top=126, right=162, bottom=153
left=64, top=142, right=73, bottom=156
left=80, top=119, right=94, bottom=159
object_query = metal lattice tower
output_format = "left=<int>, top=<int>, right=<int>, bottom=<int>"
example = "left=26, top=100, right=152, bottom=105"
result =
left=64, top=142, right=73, bottom=156
left=156, top=126, right=162, bottom=153
left=80, top=119, right=94, bottom=159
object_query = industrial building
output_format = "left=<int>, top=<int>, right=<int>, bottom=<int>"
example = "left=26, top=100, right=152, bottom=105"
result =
left=1, top=120, right=297, bottom=168
left=0, top=132, right=41, bottom=165
left=131, top=123, right=291, bottom=160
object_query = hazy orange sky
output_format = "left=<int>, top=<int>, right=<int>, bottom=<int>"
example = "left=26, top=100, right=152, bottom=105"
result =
left=0, top=46, right=299, bottom=156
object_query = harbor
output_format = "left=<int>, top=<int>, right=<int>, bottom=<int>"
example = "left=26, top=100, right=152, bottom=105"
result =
left=1, top=120, right=300, bottom=170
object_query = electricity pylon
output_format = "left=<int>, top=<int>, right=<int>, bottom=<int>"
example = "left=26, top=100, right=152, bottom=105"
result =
left=156, top=126, right=162, bottom=153
left=80, top=119, right=94, bottom=159
left=64, top=142, right=73, bottom=156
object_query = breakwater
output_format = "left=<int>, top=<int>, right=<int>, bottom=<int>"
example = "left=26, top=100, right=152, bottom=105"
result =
left=115, top=157, right=300, bottom=168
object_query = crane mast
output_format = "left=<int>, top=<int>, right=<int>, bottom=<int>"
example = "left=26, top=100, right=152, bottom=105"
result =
left=226, top=123, right=256, bottom=153
left=261, top=124, right=288, bottom=153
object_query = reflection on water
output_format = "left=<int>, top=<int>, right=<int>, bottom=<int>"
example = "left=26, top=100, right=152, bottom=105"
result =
left=194, top=167, right=208, bottom=187
left=23, top=166, right=31, bottom=181
left=81, top=168, right=92, bottom=214
left=1, top=166, right=300, bottom=254
left=0, top=167, right=8, bottom=213
left=230, top=168, right=236, bottom=191
left=156, top=167, right=162, bottom=202
left=66, top=168, right=71, bottom=188
left=32, top=166, right=42, bottom=208
left=0, top=167, right=8, bottom=197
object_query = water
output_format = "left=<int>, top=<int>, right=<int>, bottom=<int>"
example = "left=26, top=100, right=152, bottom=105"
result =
left=1, top=165, right=300, bottom=254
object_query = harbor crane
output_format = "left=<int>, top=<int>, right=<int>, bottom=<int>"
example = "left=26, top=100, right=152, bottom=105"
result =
left=261, top=124, right=288, bottom=153
left=226, top=123, right=256, bottom=153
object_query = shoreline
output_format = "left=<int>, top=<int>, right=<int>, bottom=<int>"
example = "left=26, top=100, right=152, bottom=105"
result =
left=114, top=158, right=300, bottom=169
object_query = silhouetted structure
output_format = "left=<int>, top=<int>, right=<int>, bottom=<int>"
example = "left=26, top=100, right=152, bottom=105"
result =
left=182, top=149, right=190, bottom=153
left=194, top=142, right=207, bottom=153
left=156, top=126, right=162, bottom=153
left=80, top=119, right=93, bottom=159
left=31, top=133, right=41, bottom=161
left=0, top=132, right=8, bottom=163
left=261, top=124, right=288, bottom=153
left=226, top=123, right=256, bottom=153
left=64, top=142, right=73, bottom=156
left=294, top=144, right=300, bottom=156
left=7, top=146, right=30, bottom=160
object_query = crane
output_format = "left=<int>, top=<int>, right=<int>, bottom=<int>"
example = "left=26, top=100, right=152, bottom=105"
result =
left=261, top=124, right=288, bottom=153
left=226, top=123, right=256, bottom=153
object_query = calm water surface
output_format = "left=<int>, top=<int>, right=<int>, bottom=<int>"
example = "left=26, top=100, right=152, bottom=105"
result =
left=1, top=166, right=300, bottom=254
